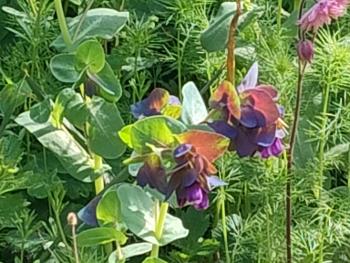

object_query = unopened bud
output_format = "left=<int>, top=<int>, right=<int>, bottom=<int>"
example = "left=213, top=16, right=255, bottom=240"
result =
left=297, top=40, right=314, bottom=63
left=67, top=212, right=78, bottom=226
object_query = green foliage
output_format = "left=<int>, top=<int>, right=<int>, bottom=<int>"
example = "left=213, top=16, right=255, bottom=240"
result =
left=1, top=0, right=350, bottom=262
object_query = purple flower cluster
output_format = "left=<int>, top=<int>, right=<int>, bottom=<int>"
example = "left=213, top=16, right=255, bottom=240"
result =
left=209, top=63, right=286, bottom=158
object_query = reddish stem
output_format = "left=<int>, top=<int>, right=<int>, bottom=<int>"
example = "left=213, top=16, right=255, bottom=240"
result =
left=226, top=0, right=242, bottom=84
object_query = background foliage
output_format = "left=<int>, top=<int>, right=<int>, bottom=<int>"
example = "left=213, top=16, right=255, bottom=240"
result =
left=0, top=0, right=350, bottom=262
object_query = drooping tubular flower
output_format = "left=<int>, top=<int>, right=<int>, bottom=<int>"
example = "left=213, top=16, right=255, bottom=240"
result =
left=298, top=0, right=350, bottom=32
left=166, top=131, right=229, bottom=210
left=209, top=62, right=287, bottom=158
left=131, top=88, right=181, bottom=119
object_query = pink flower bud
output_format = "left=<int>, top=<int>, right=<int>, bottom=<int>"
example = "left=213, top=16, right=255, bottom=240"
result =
left=297, top=40, right=314, bottom=63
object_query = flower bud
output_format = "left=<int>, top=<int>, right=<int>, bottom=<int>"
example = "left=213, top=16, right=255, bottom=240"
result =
left=297, top=40, right=314, bottom=63
left=67, top=212, right=78, bottom=226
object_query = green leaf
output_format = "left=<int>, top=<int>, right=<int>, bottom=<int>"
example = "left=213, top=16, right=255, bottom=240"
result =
left=108, top=242, right=152, bottom=262
left=142, top=257, right=168, bottom=263
left=26, top=170, right=61, bottom=199
left=50, top=53, right=80, bottom=83
left=181, top=82, right=208, bottom=125
left=0, top=193, right=29, bottom=229
left=200, top=3, right=262, bottom=52
left=88, top=62, right=122, bottom=102
left=77, top=227, right=127, bottom=246
left=0, top=79, right=31, bottom=121
left=75, top=39, right=105, bottom=73
left=52, top=8, right=129, bottom=51
left=15, top=112, right=105, bottom=182
left=87, top=97, right=126, bottom=159
left=117, top=184, right=188, bottom=245
left=119, top=116, right=186, bottom=154
left=54, top=88, right=88, bottom=127
left=97, top=187, right=122, bottom=226
left=29, top=98, right=51, bottom=123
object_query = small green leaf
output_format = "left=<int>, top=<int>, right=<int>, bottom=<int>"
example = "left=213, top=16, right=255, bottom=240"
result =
left=97, top=187, right=122, bottom=226
left=50, top=53, right=80, bottom=83
left=75, top=39, right=105, bottom=73
left=77, top=227, right=127, bottom=246
left=88, top=62, right=122, bottom=102
left=87, top=97, right=126, bottom=159
left=181, top=82, right=208, bottom=125
left=108, top=242, right=152, bottom=262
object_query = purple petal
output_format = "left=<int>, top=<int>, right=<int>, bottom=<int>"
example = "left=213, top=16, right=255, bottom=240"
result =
left=174, top=144, right=193, bottom=158
left=255, top=125, right=276, bottom=147
left=131, top=88, right=169, bottom=119
left=166, top=167, right=197, bottom=199
left=240, top=105, right=266, bottom=128
left=168, top=95, right=181, bottom=105
left=208, top=121, right=238, bottom=140
left=232, top=127, right=259, bottom=157
left=137, top=162, right=167, bottom=194
left=177, top=182, right=209, bottom=210
left=207, top=176, right=227, bottom=190
left=259, top=138, right=284, bottom=158
left=78, top=196, right=102, bottom=226
left=237, top=62, right=259, bottom=93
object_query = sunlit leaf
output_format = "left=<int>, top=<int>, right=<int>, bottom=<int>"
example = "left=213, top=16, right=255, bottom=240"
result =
left=181, top=82, right=208, bottom=125
left=75, top=39, right=105, bottom=73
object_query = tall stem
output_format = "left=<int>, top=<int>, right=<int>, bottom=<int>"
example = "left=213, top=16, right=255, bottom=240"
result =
left=286, top=2, right=307, bottom=262
left=220, top=191, right=230, bottom=263
left=226, top=0, right=241, bottom=84
left=54, top=0, right=72, bottom=47
left=150, top=202, right=169, bottom=258
left=277, top=0, right=282, bottom=30
left=315, top=83, right=330, bottom=199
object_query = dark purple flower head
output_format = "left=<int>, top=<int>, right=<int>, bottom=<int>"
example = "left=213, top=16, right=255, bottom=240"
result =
left=136, top=155, right=167, bottom=194
left=167, top=131, right=229, bottom=210
left=131, top=88, right=181, bottom=119
left=209, top=62, right=286, bottom=158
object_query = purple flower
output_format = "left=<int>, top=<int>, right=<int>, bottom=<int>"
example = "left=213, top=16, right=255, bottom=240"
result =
left=298, top=0, right=349, bottom=32
left=209, top=62, right=286, bottom=158
left=167, top=134, right=228, bottom=210
left=131, top=88, right=181, bottom=119
left=136, top=155, right=167, bottom=194
left=258, top=138, right=284, bottom=158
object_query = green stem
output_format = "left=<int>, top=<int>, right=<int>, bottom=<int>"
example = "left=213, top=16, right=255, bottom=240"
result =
left=294, top=0, right=301, bottom=11
left=150, top=202, right=169, bottom=258
left=277, top=0, right=282, bottom=30
left=347, top=146, right=350, bottom=189
left=315, top=83, right=330, bottom=199
left=94, top=155, right=104, bottom=194
left=54, top=0, right=72, bottom=47
left=220, top=190, right=230, bottom=263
